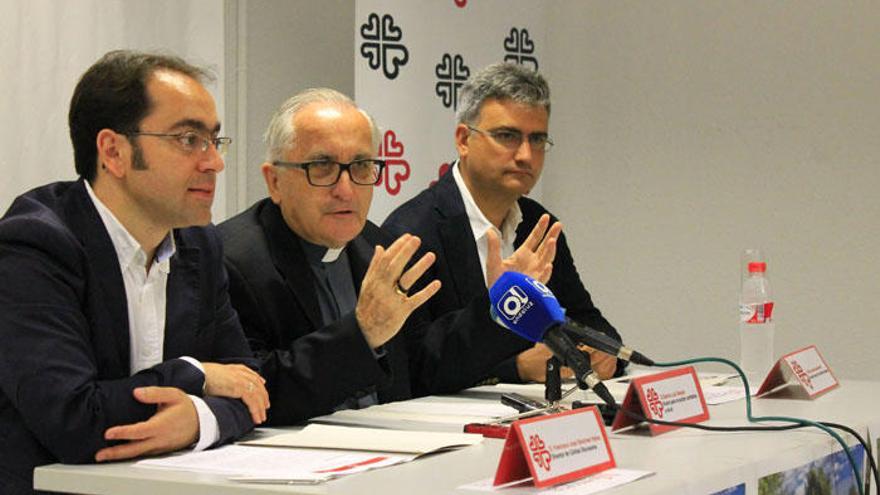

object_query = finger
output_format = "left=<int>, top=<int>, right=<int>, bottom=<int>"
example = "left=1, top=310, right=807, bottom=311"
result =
left=404, top=280, right=441, bottom=311
left=386, top=235, right=422, bottom=280
left=132, top=386, right=185, bottom=406
left=485, top=229, right=502, bottom=286
left=362, top=245, right=386, bottom=281
left=536, top=222, right=562, bottom=261
left=520, top=214, right=550, bottom=252
left=96, top=438, right=159, bottom=462
left=382, top=233, right=411, bottom=258
left=104, top=420, right=155, bottom=442
left=233, top=364, right=266, bottom=384
left=397, top=251, right=436, bottom=290
left=241, top=392, right=268, bottom=425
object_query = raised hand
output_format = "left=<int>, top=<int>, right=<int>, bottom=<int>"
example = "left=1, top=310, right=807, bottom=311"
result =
left=203, top=363, right=269, bottom=424
left=355, top=234, right=441, bottom=349
left=486, top=213, right=561, bottom=287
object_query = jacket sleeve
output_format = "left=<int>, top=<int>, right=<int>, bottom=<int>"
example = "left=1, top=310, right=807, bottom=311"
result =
left=224, top=258, right=391, bottom=425
left=197, top=232, right=257, bottom=445
left=0, top=220, right=225, bottom=463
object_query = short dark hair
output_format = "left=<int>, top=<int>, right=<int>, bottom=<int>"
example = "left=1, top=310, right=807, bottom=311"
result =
left=68, top=50, right=213, bottom=181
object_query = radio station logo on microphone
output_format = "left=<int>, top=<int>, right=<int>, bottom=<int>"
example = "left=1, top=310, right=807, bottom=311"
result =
left=496, top=285, right=533, bottom=325
left=527, top=278, right=553, bottom=298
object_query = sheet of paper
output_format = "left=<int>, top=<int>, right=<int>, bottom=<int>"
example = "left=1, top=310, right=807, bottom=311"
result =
left=136, top=444, right=416, bottom=482
left=459, top=468, right=653, bottom=493
left=241, top=423, right=483, bottom=454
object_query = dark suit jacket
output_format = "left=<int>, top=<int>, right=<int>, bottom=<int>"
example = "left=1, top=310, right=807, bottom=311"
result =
left=218, top=199, right=526, bottom=425
left=0, top=181, right=255, bottom=495
left=383, top=164, right=626, bottom=382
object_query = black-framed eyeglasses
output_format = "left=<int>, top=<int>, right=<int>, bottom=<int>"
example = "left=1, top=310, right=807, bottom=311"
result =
left=466, top=125, right=554, bottom=152
left=126, top=131, right=232, bottom=156
left=272, top=159, right=386, bottom=187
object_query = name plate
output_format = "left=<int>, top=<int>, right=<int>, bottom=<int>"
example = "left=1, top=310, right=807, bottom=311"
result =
left=494, top=407, right=615, bottom=488
left=611, top=366, right=710, bottom=435
left=756, top=345, right=839, bottom=398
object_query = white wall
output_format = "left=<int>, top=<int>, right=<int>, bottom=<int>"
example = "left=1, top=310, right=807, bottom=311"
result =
left=0, top=0, right=226, bottom=218
left=225, top=0, right=354, bottom=214
left=544, top=1, right=880, bottom=378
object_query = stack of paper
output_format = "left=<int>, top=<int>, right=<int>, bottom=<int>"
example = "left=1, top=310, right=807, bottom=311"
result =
left=136, top=424, right=483, bottom=484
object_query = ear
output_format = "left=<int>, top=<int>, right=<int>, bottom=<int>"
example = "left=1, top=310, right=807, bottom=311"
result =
left=454, top=123, right=471, bottom=159
left=261, top=162, right=283, bottom=204
left=95, top=129, right=129, bottom=178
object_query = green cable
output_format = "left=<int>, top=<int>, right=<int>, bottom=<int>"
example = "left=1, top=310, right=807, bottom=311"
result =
left=653, top=357, right=865, bottom=495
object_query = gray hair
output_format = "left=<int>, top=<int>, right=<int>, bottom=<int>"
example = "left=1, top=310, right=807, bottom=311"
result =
left=263, top=88, right=380, bottom=162
left=455, top=63, right=551, bottom=125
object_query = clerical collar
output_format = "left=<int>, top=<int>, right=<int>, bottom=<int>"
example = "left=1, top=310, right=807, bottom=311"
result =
left=299, top=238, right=345, bottom=265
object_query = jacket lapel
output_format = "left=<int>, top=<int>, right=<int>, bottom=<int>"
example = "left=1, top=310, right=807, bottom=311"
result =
left=434, top=167, right=486, bottom=304
left=164, top=238, right=200, bottom=358
left=64, top=181, right=131, bottom=371
left=260, top=203, right=323, bottom=329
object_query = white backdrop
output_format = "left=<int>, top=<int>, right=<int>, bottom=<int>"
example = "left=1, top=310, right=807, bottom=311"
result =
left=354, top=0, right=547, bottom=224
left=0, top=0, right=226, bottom=218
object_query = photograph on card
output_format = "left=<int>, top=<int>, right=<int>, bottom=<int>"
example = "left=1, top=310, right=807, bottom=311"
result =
left=757, top=444, right=865, bottom=495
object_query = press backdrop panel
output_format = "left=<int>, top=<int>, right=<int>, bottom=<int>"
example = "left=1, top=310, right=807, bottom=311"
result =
left=355, top=0, right=547, bottom=224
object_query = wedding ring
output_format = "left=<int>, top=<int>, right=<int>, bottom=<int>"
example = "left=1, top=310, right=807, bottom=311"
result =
left=247, top=382, right=255, bottom=393
left=395, top=280, right=408, bottom=298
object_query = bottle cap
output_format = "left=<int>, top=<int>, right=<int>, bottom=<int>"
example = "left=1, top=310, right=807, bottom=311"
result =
left=748, top=261, right=767, bottom=273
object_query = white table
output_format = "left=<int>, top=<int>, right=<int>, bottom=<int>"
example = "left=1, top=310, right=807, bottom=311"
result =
left=35, top=380, right=878, bottom=494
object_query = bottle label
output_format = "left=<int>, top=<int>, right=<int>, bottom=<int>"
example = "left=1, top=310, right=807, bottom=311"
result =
left=739, top=302, right=774, bottom=323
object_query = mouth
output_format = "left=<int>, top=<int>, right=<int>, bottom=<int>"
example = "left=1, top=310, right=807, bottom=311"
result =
left=188, top=185, right=215, bottom=200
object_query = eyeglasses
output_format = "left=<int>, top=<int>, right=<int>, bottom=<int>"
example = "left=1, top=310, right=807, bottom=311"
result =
left=272, top=159, right=386, bottom=187
left=466, top=125, right=554, bottom=152
left=126, top=131, right=232, bottom=156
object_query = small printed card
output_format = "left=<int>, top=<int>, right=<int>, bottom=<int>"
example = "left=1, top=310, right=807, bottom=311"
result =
left=756, top=345, right=838, bottom=398
left=493, top=407, right=615, bottom=489
left=611, top=366, right=710, bottom=435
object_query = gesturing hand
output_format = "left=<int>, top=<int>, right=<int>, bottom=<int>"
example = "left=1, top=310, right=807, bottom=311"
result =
left=355, top=234, right=442, bottom=349
left=95, top=387, right=198, bottom=462
left=486, top=213, right=561, bottom=287
left=203, top=363, right=270, bottom=424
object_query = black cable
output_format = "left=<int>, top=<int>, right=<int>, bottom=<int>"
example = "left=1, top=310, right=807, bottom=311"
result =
left=587, top=377, right=879, bottom=492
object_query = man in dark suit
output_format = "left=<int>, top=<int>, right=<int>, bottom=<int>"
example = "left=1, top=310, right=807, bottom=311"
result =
left=219, top=88, right=558, bottom=425
left=0, top=50, right=268, bottom=494
left=384, top=63, right=625, bottom=384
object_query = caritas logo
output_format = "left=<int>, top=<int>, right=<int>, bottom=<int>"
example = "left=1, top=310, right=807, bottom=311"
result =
left=790, top=360, right=813, bottom=389
left=646, top=387, right=664, bottom=418
left=528, top=434, right=551, bottom=471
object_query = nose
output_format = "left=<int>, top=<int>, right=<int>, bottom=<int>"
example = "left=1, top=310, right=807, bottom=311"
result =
left=513, top=137, right=533, bottom=163
left=331, top=169, right=355, bottom=199
left=199, top=145, right=225, bottom=174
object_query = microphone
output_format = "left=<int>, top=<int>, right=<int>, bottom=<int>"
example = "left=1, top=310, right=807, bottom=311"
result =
left=561, top=320, right=655, bottom=366
left=488, top=272, right=616, bottom=406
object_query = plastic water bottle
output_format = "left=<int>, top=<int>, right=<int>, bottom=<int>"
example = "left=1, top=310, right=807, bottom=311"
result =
left=739, top=261, right=775, bottom=387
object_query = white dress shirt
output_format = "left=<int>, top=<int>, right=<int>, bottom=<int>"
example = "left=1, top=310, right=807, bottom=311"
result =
left=85, top=182, right=219, bottom=450
left=452, top=162, right=523, bottom=286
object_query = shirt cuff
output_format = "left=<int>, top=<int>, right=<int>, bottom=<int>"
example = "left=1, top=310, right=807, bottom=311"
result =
left=189, top=395, right=220, bottom=451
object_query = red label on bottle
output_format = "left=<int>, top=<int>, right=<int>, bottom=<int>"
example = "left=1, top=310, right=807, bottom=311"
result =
left=744, top=302, right=774, bottom=323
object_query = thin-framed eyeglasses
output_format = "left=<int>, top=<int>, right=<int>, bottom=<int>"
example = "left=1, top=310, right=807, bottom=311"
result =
left=272, top=159, right=386, bottom=187
left=126, top=131, right=232, bottom=156
left=466, top=125, right=554, bottom=152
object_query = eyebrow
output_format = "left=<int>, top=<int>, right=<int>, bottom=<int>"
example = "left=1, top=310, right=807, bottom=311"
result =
left=168, top=119, right=222, bottom=135
left=304, top=152, right=374, bottom=162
